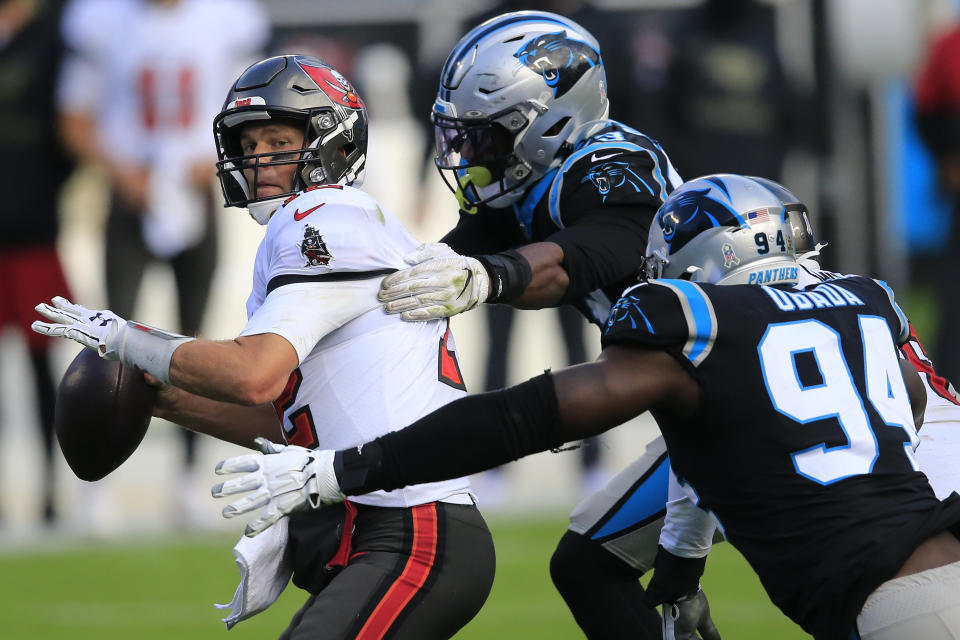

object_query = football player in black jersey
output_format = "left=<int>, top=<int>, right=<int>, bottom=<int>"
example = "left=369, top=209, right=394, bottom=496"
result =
left=217, top=173, right=960, bottom=640
left=374, top=11, right=694, bottom=638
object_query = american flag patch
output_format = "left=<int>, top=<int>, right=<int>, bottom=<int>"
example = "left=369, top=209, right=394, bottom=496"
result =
left=746, top=208, right=770, bottom=224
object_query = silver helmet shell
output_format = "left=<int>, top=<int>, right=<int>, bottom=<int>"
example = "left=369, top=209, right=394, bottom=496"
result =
left=645, top=174, right=800, bottom=286
left=214, top=55, right=368, bottom=224
left=433, top=11, right=609, bottom=209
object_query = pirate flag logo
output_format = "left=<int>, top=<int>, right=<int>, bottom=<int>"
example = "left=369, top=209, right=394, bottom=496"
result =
left=299, top=224, right=332, bottom=266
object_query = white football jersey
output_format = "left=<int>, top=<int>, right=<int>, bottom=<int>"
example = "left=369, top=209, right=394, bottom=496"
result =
left=798, top=258, right=960, bottom=498
left=240, top=186, right=474, bottom=508
left=59, top=0, right=267, bottom=165
left=58, top=0, right=268, bottom=255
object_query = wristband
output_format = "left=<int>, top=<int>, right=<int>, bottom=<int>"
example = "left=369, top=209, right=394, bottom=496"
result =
left=644, top=545, right=708, bottom=606
left=475, top=249, right=533, bottom=303
left=116, top=321, right=194, bottom=385
left=334, top=441, right=385, bottom=496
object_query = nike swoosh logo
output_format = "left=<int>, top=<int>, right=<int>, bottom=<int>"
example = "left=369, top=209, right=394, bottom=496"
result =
left=590, top=152, right=620, bottom=162
left=293, top=203, right=325, bottom=221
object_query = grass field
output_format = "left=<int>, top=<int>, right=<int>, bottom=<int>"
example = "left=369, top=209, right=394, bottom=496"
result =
left=0, top=514, right=809, bottom=639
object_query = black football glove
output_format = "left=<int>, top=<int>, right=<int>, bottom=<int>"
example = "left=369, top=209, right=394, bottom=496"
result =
left=662, top=587, right=721, bottom=640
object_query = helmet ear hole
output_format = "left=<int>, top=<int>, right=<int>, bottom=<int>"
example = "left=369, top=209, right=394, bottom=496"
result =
left=543, top=117, right=571, bottom=137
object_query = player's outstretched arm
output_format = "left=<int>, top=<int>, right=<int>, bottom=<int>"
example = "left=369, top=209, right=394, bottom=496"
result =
left=33, top=296, right=300, bottom=408
left=152, top=382, right=283, bottom=449
left=166, top=333, right=298, bottom=405
left=213, top=346, right=698, bottom=534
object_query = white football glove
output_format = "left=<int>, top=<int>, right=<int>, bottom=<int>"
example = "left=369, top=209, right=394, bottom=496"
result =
left=212, top=437, right=345, bottom=537
left=32, top=296, right=126, bottom=358
left=32, top=296, right=193, bottom=384
left=378, top=242, right=489, bottom=321
left=662, top=588, right=722, bottom=640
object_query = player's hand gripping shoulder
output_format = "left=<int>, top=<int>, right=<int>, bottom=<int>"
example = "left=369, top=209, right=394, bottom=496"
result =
left=212, top=437, right=345, bottom=537
left=378, top=242, right=489, bottom=321
left=662, top=588, right=722, bottom=640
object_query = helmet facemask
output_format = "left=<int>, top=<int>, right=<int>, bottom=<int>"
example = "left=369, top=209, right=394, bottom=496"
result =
left=432, top=107, right=535, bottom=209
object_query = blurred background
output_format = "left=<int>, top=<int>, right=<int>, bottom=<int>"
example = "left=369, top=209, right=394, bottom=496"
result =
left=1, top=0, right=958, bottom=636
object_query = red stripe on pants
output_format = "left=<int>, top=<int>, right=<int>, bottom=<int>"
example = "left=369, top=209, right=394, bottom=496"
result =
left=356, top=503, right=438, bottom=639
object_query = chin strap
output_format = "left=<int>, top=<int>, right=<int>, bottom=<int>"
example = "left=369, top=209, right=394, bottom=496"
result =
left=247, top=197, right=286, bottom=225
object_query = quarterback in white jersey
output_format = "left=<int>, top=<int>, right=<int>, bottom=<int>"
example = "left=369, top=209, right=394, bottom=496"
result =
left=35, top=55, right=495, bottom=639
left=241, top=183, right=473, bottom=508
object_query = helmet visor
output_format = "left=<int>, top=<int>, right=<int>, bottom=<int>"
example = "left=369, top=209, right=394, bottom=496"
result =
left=432, top=112, right=531, bottom=207
left=433, top=114, right=517, bottom=171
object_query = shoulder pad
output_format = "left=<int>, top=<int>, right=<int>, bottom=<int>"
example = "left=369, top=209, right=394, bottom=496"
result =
left=547, top=120, right=680, bottom=228
left=263, top=187, right=407, bottom=279
left=603, top=280, right=717, bottom=367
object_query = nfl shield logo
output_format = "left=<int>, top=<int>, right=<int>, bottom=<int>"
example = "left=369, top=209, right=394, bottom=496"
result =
left=722, top=243, right=740, bottom=268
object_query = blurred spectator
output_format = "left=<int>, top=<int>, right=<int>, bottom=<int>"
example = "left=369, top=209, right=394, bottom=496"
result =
left=56, top=0, right=268, bottom=526
left=914, top=20, right=960, bottom=386
left=476, top=303, right=600, bottom=503
left=657, top=0, right=804, bottom=182
left=0, top=0, right=73, bottom=526
left=354, top=43, right=425, bottom=231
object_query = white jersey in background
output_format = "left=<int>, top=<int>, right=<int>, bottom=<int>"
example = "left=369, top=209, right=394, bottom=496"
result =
left=57, top=0, right=268, bottom=255
left=240, top=185, right=474, bottom=509
left=798, top=258, right=960, bottom=498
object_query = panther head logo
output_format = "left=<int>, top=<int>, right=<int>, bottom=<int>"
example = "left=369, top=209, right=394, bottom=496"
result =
left=514, top=31, right=600, bottom=98
left=657, top=188, right=742, bottom=254
left=582, top=161, right=650, bottom=202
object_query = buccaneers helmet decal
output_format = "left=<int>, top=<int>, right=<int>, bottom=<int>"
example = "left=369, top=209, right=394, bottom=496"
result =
left=298, top=61, right=364, bottom=110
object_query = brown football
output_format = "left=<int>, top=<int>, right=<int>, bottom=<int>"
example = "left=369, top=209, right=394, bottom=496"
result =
left=54, top=348, right=157, bottom=481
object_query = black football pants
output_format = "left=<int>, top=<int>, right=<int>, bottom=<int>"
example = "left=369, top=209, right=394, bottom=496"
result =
left=280, top=501, right=495, bottom=640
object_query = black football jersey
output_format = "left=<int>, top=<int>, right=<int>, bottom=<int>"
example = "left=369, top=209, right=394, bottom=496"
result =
left=602, top=276, right=960, bottom=639
left=441, top=120, right=681, bottom=326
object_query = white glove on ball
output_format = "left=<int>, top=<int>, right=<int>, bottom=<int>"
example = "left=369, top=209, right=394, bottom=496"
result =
left=212, top=437, right=345, bottom=537
left=33, top=295, right=193, bottom=383
left=378, top=242, right=490, bottom=321
left=32, top=296, right=126, bottom=358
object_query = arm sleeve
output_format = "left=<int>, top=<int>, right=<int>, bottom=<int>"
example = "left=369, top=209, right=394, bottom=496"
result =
left=335, top=373, right=564, bottom=494
left=441, top=207, right=527, bottom=256
left=548, top=207, right=651, bottom=304
left=659, top=467, right=717, bottom=558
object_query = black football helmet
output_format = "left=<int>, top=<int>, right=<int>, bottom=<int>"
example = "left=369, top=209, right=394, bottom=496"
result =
left=214, top=55, right=369, bottom=224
